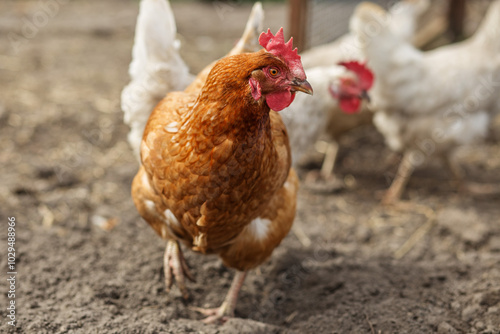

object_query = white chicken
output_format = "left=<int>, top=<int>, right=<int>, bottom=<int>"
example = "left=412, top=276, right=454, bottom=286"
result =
left=280, top=61, right=373, bottom=189
left=281, top=0, right=430, bottom=189
left=121, top=0, right=263, bottom=161
left=350, top=0, right=500, bottom=204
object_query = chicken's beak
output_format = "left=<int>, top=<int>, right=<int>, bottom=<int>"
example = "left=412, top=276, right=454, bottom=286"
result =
left=360, top=90, right=371, bottom=103
left=290, top=79, right=313, bottom=95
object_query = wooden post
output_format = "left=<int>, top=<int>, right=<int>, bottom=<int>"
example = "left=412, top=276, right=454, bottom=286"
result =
left=448, top=0, right=466, bottom=40
left=289, top=0, right=308, bottom=52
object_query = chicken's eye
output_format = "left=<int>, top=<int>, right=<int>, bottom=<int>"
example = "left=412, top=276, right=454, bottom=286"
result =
left=269, top=68, right=279, bottom=76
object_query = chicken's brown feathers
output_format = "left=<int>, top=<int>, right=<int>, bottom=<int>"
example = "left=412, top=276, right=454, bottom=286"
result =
left=133, top=49, right=297, bottom=269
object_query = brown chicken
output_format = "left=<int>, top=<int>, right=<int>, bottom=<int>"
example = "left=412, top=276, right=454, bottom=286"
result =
left=131, top=28, right=312, bottom=323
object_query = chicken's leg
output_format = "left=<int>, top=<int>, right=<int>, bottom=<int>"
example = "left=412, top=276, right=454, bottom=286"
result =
left=382, top=151, right=415, bottom=205
left=164, top=240, right=195, bottom=299
left=304, top=141, right=343, bottom=192
left=441, top=153, right=465, bottom=187
left=320, top=141, right=340, bottom=180
left=191, top=270, right=247, bottom=324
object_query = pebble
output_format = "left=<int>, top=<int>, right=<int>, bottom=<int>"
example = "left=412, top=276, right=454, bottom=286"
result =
left=437, top=208, right=488, bottom=245
left=488, top=236, right=500, bottom=252
left=461, top=304, right=481, bottom=322
left=437, top=321, right=459, bottom=334
left=474, top=321, right=485, bottom=330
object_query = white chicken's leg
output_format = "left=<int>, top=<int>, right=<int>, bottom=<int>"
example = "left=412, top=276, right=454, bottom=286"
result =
left=303, top=141, right=343, bottom=193
left=320, top=141, right=340, bottom=180
left=382, top=151, right=415, bottom=205
left=164, top=240, right=195, bottom=299
left=191, top=271, right=247, bottom=324
left=441, top=153, right=465, bottom=185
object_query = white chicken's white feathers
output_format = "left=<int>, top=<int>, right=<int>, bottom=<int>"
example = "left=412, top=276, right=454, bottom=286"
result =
left=228, top=2, right=263, bottom=56
left=283, top=0, right=428, bottom=166
left=281, top=66, right=349, bottom=165
left=352, top=0, right=500, bottom=156
left=373, top=111, right=490, bottom=154
left=121, top=0, right=194, bottom=160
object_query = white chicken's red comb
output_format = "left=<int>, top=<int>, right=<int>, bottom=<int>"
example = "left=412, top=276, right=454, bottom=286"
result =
left=259, top=28, right=306, bottom=80
left=339, top=61, right=374, bottom=91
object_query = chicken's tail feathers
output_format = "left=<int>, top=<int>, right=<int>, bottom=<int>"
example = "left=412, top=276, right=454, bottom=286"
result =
left=350, top=2, right=387, bottom=40
left=350, top=0, right=430, bottom=49
left=387, top=0, right=430, bottom=42
left=392, top=0, right=430, bottom=17
left=121, top=0, right=193, bottom=160
left=471, top=0, right=500, bottom=50
left=228, top=2, right=264, bottom=56
left=129, top=0, right=179, bottom=78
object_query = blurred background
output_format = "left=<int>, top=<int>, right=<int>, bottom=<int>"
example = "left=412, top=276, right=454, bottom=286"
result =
left=0, top=1, right=499, bottom=333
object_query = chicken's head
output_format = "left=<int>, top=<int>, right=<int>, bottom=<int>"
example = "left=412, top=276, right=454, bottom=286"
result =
left=249, top=28, right=313, bottom=111
left=329, top=61, right=374, bottom=114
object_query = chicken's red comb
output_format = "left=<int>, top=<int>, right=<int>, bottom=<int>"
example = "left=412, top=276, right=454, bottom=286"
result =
left=339, top=61, right=374, bottom=91
left=259, top=28, right=306, bottom=80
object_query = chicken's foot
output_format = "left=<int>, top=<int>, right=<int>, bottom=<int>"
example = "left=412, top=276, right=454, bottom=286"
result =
left=191, top=271, right=247, bottom=324
left=164, top=240, right=195, bottom=299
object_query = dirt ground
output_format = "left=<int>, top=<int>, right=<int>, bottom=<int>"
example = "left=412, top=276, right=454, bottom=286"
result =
left=0, top=0, right=499, bottom=333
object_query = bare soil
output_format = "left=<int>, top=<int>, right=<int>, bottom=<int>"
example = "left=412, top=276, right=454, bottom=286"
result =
left=0, top=1, right=499, bottom=333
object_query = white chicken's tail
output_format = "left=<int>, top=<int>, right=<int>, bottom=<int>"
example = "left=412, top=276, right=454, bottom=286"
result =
left=471, top=0, right=500, bottom=52
left=350, top=0, right=429, bottom=50
left=228, top=2, right=264, bottom=56
left=121, top=0, right=193, bottom=161
left=387, top=0, right=430, bottom=42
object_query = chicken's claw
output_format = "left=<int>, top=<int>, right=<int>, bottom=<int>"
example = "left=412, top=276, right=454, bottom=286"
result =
left=191, top=271, right=247, bottom=324
left=303, top=170, right=344, bottom=193
left=190, top=302, right=233, bottom=324
left=164, top=240, right=195, bottom=299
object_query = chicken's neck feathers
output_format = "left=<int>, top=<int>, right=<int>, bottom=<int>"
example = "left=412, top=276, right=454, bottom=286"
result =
left=180, top=52, right=278, bottom=143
